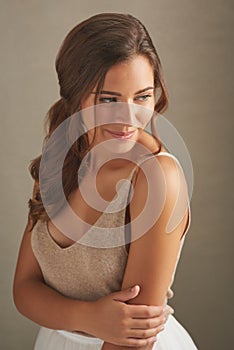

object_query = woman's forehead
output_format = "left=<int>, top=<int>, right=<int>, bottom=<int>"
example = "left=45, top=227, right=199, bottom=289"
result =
left=103, top=56, right=154, bottom=90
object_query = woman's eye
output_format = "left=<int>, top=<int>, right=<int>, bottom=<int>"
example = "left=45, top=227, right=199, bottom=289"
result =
left=99, top=97, right=117, bottom=103
left=135, top=94, right=152, bottom=102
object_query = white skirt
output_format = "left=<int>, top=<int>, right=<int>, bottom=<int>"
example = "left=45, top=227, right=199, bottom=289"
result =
left=34, top=315, right=198, bottom=350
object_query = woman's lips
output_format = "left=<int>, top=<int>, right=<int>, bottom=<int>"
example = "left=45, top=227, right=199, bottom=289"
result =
left=105, top=129, right=136, bottom=140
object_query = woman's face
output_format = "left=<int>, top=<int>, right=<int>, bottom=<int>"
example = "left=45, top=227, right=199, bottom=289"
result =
left=81, top=55, right=155, bottom=149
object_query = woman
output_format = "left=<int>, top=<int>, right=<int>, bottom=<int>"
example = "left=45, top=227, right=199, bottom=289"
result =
left=13, top=13, right=198, bottom=349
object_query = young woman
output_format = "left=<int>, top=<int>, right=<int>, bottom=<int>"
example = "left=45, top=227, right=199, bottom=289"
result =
left=13, top=13, right=198, bottom=349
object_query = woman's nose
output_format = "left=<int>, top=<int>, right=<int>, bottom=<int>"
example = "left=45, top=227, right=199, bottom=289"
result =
left=111, top=102, right=143, bottom=127
left=112, top=102, right=152, bottom=129
left=87, top=101, right=152, bottom=129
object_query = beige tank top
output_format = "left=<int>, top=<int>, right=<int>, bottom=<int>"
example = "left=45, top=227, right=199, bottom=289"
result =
left=31, top=152, right=191, bottom=337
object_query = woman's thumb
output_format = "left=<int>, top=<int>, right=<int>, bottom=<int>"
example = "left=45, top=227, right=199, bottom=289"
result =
left=112, top=285, right=140, bottom=302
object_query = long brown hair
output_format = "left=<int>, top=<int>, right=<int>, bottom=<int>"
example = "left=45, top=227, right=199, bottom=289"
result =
left=28, top=13, right=169, bottom=230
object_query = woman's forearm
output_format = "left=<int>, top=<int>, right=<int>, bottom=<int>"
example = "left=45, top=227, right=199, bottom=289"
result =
left=13, top=278, right=92, bottom=332
left=101, top=341, right=155, bottom=350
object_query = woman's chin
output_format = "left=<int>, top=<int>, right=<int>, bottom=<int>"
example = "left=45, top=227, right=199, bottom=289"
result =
left=99, top=138, right=137, bottom=154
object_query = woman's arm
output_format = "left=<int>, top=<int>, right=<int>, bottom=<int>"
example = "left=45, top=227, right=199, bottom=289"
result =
left=13, top=180, right=89, bottom=330
left=101, top=154, right=190, bottom=350
left=13, top=214, right=92, bottom=331
left=13, top=181, right=168, bottom=346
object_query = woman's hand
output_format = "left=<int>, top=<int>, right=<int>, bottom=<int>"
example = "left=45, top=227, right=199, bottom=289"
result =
left=84, top=285, right=173, bottom=347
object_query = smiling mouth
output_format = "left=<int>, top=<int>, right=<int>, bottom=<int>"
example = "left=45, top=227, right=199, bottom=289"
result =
left=105, top=129, right=136, bottom=140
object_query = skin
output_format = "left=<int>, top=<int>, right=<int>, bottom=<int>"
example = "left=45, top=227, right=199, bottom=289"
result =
left=12, top=55, right=187, bottom=348
left=81, top=55, right=190, bottom=350
left=82, top=55, right=158, bottom=169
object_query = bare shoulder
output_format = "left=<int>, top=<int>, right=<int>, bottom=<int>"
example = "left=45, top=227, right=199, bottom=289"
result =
left=130, top=149, right=189, bottom=238
left=134, top=149, right=185, bottom=190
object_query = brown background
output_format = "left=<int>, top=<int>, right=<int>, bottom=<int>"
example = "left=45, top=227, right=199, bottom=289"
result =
left=1, top=0, right=233, bottom=349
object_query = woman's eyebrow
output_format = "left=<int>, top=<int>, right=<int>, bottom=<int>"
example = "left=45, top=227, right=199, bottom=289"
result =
left=91, top=86, right=154, bottom=96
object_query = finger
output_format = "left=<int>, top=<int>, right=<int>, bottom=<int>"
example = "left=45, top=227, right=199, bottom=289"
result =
left=169, top=306, right=174, bottom=314
left=129, top=315, right=165, bottom=329
left=127, top=304, right=164, bottom=318
left=128, top=325, right=164, bottom=339
left=163, top=305, right=174, bottom=314
left=163, top=306, right=174, bottom=322
left=126, top=335, right=157, bottom=347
